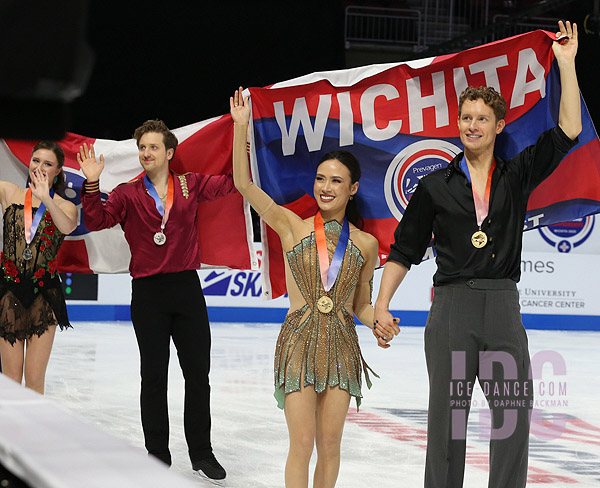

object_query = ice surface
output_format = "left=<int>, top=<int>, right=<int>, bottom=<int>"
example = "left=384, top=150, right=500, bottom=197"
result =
left=42, top=322, right=600, bottom=487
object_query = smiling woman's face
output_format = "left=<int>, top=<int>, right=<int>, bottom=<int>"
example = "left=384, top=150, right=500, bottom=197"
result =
left=313, top=158, right=358, bottom=213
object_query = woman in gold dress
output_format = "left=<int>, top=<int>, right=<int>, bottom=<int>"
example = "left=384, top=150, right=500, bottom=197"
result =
left=231, top=87, right=398, bottom=487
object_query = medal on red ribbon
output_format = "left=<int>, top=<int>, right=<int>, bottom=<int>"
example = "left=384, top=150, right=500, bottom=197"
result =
left=144, top=173, right=174, bottom=246
left=23, top=187, right=54, bottom=260
left=461, top=157, right=495, bottom=248
left=314, top=212, right=349, bottom=313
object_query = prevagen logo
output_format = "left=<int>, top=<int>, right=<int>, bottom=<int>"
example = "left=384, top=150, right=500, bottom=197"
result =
left=537, top=216, right=595, bottom=253
left=384, top=140, right=461, bottom=220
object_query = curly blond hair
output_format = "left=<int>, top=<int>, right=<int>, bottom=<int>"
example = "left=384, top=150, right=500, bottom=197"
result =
left=458, top=86, right=507, bottom=121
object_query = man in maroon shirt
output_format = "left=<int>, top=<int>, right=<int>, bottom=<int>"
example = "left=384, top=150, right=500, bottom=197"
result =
left=78, top=119, right=234, bottom=481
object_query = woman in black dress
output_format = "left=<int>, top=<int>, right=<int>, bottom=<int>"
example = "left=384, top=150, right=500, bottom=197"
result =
left=0, top=141, right=77, bottom=394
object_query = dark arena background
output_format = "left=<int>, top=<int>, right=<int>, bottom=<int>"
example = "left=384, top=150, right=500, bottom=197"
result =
left=1, top=2, right=600, bottom=487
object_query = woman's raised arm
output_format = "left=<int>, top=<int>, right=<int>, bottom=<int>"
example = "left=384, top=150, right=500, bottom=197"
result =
left=231, top=86, right=300, bottom=241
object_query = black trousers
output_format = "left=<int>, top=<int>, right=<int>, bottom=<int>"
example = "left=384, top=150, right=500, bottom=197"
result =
left=131, top=270, right=212, bottom=465
left=424, top=279, right=532, bottom=488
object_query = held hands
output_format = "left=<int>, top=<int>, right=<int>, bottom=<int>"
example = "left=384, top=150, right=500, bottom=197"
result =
left=552, top=20, right=578, bottom=63
left=29, top=168, right=52, bottom=202
left=77, top=143, right=104, bottom=182
left=372, top=309, right=400, bottom=349
left=230, top=86, right=251, bottom=125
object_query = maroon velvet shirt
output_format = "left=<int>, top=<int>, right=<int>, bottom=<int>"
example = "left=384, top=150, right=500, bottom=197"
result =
left=81, top=172, right=236, bottom=278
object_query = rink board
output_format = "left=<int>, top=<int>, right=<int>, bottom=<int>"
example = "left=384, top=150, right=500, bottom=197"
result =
left=66, top=236, right=600, bottom=331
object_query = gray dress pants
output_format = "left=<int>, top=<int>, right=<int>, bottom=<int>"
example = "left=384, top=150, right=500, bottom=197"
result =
left=424, top=278, right=532, bottom=488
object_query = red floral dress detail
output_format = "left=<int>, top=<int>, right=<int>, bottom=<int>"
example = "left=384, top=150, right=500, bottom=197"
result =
left=0, top=204, right=71, bottom=344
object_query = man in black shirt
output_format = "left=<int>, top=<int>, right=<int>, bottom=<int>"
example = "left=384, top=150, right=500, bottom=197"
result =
left=374, top=21, right=581, bottom=488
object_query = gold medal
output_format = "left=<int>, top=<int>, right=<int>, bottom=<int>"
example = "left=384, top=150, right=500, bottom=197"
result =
left=463, top=156, right=495, bottom=250
left=471, top=230, right=488, bottom=248
left=317, top=295, right=334, bottom=314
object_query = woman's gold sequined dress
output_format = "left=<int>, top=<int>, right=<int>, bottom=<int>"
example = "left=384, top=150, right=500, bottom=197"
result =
left=274, top=220, right=375, bottom=409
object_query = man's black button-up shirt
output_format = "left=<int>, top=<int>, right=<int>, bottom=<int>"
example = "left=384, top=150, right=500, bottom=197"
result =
left=388, top=126, right=578, bottom=285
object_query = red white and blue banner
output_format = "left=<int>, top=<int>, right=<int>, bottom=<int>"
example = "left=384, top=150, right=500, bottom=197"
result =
left=1, top=30, right=599, bottom=292
left=248, top=30, right=600, bottom=298
left=0, top=116, right=257, bottom=274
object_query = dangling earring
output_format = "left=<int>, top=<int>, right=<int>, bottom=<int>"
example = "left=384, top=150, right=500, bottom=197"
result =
left=53, top=176, right=58, bottom=184
left=349, top=196, right=353, bottom=200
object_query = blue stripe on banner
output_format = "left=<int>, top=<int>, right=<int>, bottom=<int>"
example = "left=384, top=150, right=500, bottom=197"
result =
left=525, top=199, right=600, bottom=231
left=66, top=305, right=600, bottom=331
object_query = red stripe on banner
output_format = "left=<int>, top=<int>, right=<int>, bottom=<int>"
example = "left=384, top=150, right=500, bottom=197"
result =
left=172, top=115, right=233, bottom=173
left=265, top=226, right=286, bottom=298
left=4, top=140, right=39, bottom=166
left=5, top=134, right=97, bottom=170
left=362, top=217, right=401, bottom=265
left=428, top=30, right=556, bottom=126
left=171, top=114, right=251, bottom=270
left=58, top=133, right=97, bottom=170
left=528, top=139, right=600, bottom=210
left=57, top=239, right=92, bottom=274
left=250, top=30, right=556, bottom=138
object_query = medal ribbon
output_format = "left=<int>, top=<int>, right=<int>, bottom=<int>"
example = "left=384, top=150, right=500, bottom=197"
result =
left=314, top=212, right=350, bottom=292
left=24, top=187, right=54, bottom=245
left=144, top=172, right=174, bottom=231
left=460, top=157, right=495, bottom=226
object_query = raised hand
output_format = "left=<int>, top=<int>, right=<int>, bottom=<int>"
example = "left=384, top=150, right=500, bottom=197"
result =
left=552, top=20, right=578, bottom=64
left=77, top=143, right=104, bottom=182
left=553, top=19, right=581, bottom=140
left=29, top=168, right=51, bottom=202
left=230, top=85, right=251, bottom=125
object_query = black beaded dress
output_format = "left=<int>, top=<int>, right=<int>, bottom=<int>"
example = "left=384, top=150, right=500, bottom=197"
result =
left=0, top=204, right=71, bottom=344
